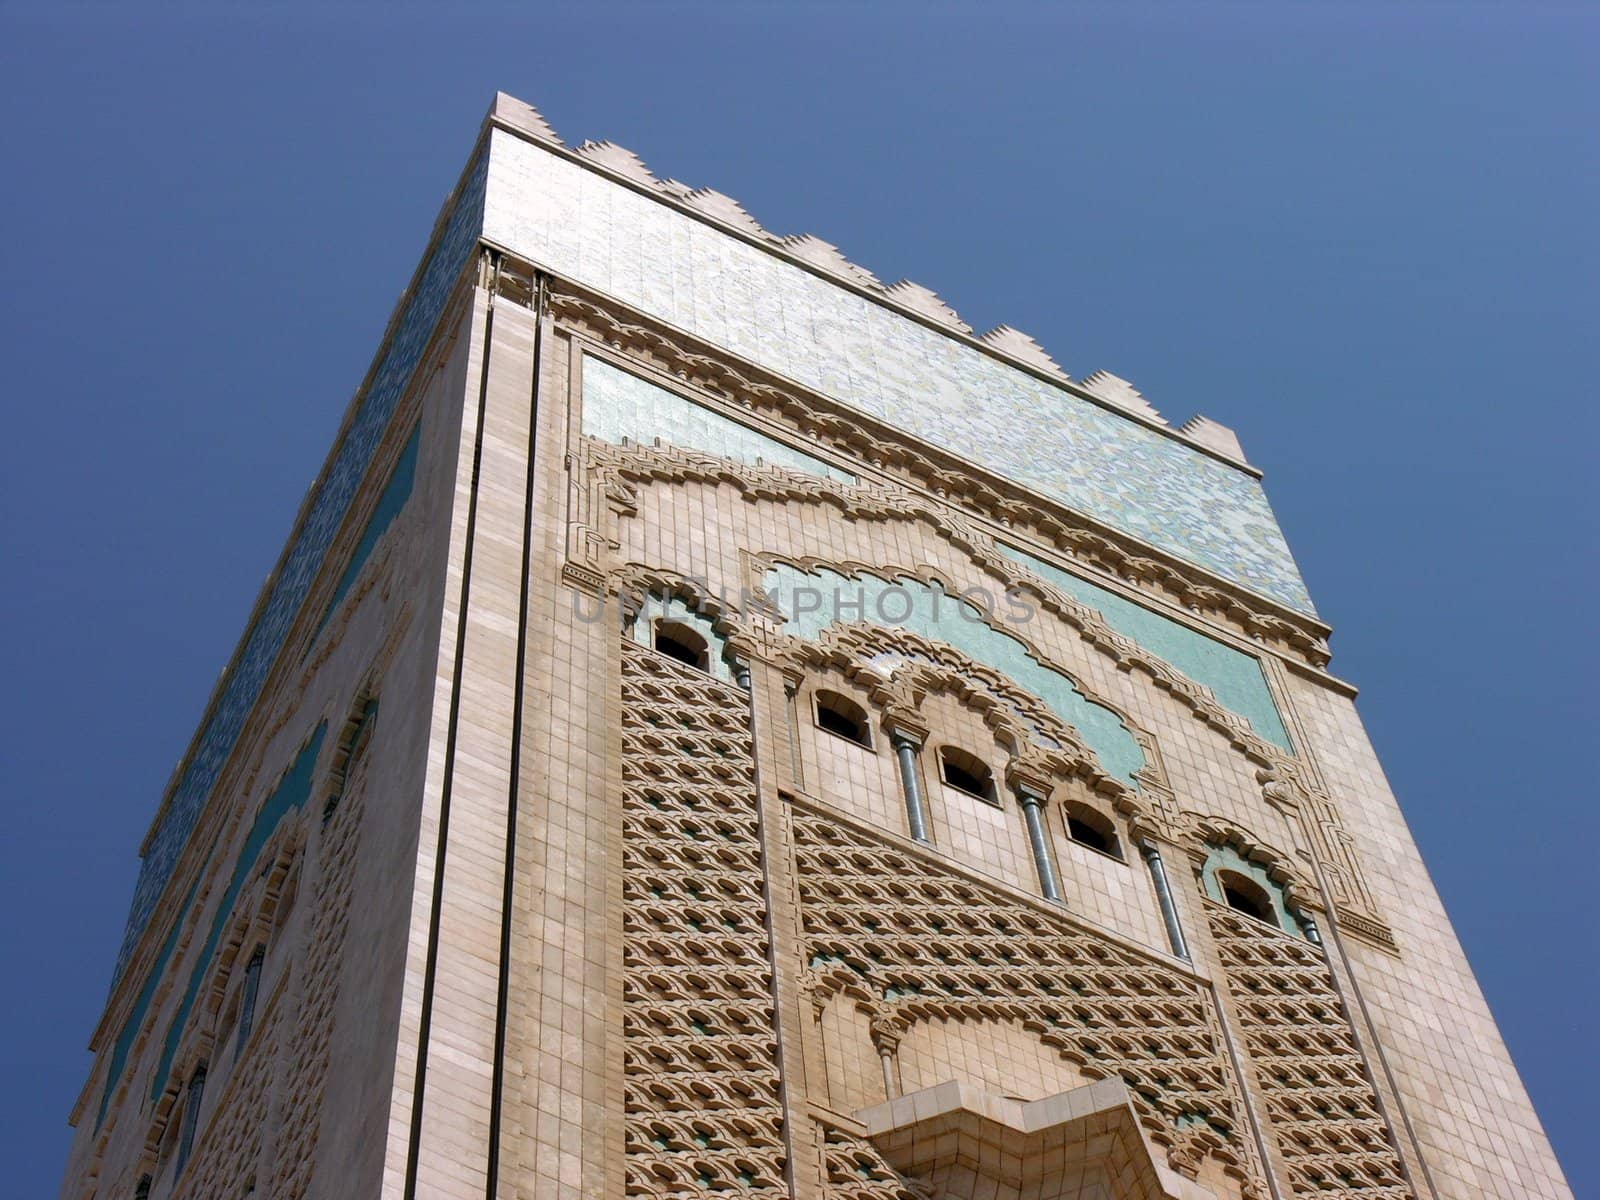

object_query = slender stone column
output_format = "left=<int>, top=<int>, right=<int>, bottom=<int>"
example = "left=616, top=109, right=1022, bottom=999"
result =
left=1139, top=838, right=1191, bottom=961
left=888, top=728, right=931, bottom=844
left=1016, top=786, right=1064, bottom=904
left=1005, top=760, right=1066, bottom=906
left=878, top=1049, right=898, bottom=1100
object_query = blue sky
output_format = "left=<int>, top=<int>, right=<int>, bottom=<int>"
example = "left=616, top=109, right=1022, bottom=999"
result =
left=1, top=3, right=1593, bottom=1195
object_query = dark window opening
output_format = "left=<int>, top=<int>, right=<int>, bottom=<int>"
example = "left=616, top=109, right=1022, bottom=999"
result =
left=325, top=695, right=379, bottom=822
left=814, top=691, right=871, bottom=747
left=235, top=947, right=265, bottom=1057
left=1066, top=806, right=1120, bottom=859
left=174, top=1063, right=207, bottom=1176
left=654, top=621, right=709, bottom=671
left=1218, top=870, right=1276, bottom=925
left=939, top=748, right=995, bottom=803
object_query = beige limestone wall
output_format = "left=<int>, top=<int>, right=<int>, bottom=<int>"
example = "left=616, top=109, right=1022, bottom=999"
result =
left=1282, top=672, right=1571, bottom=1199
left=493, top=320, right=623, bottom=1198
left=62, top=289, right=480, bottom=1200
left=893, top=1014, right=1093, bottom=1101
left=384, top=288, right=543, bottom=1200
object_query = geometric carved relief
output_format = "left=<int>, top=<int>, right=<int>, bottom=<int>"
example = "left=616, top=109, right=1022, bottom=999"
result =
left=618, top=639, right=788, bottom=1196
left=1204, top=901, right=1412, bottom=1199
left=270, top=728, right=372, bottom=1200
left=172, top=998, right=281, bottom=1200
left=791, top=800, right=1265, bottom=1199
left=819, top=1121, right=933, bottom=1200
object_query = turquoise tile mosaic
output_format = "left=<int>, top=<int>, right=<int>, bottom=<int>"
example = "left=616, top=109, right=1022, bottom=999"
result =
left=583, top=355, right=853, bottom=482
left=110, top=152, right=488, bottom=991
left=315, top=422, right=422, bottom=634
left=762, top=563, right=1146, bottom=786
left=485, top=131, right=1315, bottom=616
left=1000, top=545, right=1291, bottom=750
left=145, top=724, right=327, bottom=1112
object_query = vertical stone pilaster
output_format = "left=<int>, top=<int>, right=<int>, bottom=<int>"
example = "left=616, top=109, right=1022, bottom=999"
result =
left=392, top=286, right=541, bottom=1200
left=747, top=656, right=823, bottom=1200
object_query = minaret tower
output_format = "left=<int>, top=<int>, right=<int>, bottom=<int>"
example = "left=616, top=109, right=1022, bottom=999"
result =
left=62, top=94, right=1570, bottom=1200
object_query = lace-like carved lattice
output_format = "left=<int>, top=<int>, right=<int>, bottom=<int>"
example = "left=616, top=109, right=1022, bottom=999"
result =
left=269, top=750, right=369, bottom=1199
left=620, top=639, right=787, bottom=1196
left=1206, top=902, right=1412, bottom=1198
left=819, top=1123, right=934, bottom=1200
left=791, top=804, right=1262, bottom=1197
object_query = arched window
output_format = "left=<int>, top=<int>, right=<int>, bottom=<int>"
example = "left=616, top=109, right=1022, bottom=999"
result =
left=1064, top=802, right=1121, bottom=860
left=1217, top=870, right=1276, bottom=925
left=233, top=947, right=265, bottom=1057
left=324, top=693, right=379, bottom=822
left=814, top=690, right=871, bottom=748
left=173, top=1062, right=207, bottom=1175
left=653, top=620, right=709, bottom=671
left=939, top=747, right=996, bottom=804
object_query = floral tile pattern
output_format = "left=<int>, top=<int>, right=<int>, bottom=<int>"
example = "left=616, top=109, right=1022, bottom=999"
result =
left=484, top=131, right=1316, bottom=616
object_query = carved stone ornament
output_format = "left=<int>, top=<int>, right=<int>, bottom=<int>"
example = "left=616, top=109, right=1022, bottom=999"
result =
left=548, top=283, right=1332, bottom=665
left=575, top=406, right=1392, bottom=946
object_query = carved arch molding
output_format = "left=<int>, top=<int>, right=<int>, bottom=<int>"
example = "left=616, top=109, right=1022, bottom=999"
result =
left=550, top=281, right=1331, bottom=666
left=577, top=430, right=1392, bottom=948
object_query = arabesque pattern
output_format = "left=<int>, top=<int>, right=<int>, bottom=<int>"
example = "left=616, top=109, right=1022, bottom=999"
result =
left=1205, top=902, right=1412, bottom=1198
left=790, top=802, right=1262, bottom=1197
left=619, top=639, right=788, bottom=1196
left=818, top=1123, right=930, bottom=1200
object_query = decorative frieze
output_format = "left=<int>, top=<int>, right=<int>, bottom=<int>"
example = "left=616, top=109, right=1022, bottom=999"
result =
left=550, top=286, right=1331, bottom=666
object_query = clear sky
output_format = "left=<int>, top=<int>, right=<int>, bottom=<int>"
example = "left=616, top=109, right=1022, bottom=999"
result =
left=1, top=3, right=1593, bottom=1195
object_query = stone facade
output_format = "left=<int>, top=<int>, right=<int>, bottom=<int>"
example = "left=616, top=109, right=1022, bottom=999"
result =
left=61, top=95, right=1569, bottom=1200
